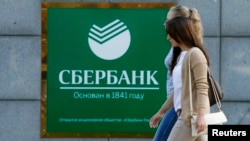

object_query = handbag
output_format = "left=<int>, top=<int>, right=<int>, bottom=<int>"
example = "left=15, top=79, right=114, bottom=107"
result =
left=208, top=69, right=224, bottom=106
left=190, top=111, right=227, bottom=136
left=188, top=53, right=227, bottom=136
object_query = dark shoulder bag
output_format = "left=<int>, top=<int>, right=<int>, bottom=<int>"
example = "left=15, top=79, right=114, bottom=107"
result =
left=207, top=69, right=224, bottom=106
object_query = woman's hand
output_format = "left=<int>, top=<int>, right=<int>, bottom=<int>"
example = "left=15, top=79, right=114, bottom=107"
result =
left=149, top=112, right=164, bottom=128
left=196, top=108, right=206, bottom=133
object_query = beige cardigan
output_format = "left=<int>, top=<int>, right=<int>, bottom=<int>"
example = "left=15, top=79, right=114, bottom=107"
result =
left=161, top=47, right=210, bottom=126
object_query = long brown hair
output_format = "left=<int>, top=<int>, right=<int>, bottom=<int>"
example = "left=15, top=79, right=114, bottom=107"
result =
left=169, top=6, right=204, bottom=45
left=166, top=17, right=210, bottom=74
left=166, top=6, right=205, bottom=75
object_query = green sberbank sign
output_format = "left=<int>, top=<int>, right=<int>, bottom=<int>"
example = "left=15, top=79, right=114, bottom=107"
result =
left=41, top=2, right=174, bottom=138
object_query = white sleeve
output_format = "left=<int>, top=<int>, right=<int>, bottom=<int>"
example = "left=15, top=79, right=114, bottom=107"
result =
left=165, top=48, right=174, bottom=97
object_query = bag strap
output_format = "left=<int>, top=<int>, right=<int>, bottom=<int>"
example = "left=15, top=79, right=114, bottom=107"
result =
left=188, top=50, right=222, bottom=116
left=188, top=55, right=194, bottom=115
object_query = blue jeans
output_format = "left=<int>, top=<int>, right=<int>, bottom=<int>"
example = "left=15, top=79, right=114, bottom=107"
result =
left=153, top=107, right=177, bottom=141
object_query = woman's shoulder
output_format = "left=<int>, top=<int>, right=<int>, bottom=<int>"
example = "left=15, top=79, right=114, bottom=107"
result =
left=189, top=47, right=204, bottom=57
left=189, top=47, right=202, bottom=54
left=188, top=47, right=207, bottom=62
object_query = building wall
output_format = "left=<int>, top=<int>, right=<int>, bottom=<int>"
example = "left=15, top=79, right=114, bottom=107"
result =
left=0, top=0, right=249, bottom=141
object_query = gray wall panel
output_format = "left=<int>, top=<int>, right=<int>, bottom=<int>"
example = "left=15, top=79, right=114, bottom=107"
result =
left=44, top=0, right=81, bottom=2
left=222, top=0, right=250, bottom=36
left=204, top=37, right=221, bottom=81
left=0, top=37, right=41, bottom=99
left=0, top=0, right=41, bottom=35
left=81, top=0, right=108, bottom=2
left=178, top=0, right=220, bottom=36
left=221, top=37, right=250, bottom=101
left=0, top=101, right=107, bottom=141
left=110, top=0, right=175, bottom=3
left=0, top=101, right=40, bottom=141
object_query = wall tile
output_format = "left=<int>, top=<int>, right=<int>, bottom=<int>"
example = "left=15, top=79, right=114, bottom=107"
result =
left=178, top=0, right=220, bottom=36
left=0, top=0, right=41, bottom=35
left=221, top=37, right=250, bottom=101
left=0, top=37, right=41, bottom=99
left=221, top=0, right=250, bottom=36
